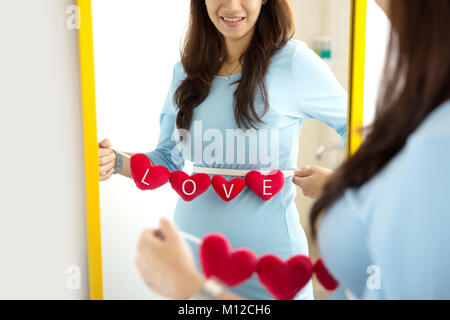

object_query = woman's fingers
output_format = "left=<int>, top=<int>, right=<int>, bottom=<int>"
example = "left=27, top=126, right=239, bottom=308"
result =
left=99, top=162, right=115, bottom=173
left=98, top=142, right=117, bottom=181
left=135, top=220, right=202, bottom=299
left=293, top=166, right=333, bottom=199
left=98, top=147, right=113, bottom=157
left=99, top=152, right=116, bottom=165
left=293, top=176, right=314, bottom=198
left=137, top=229, right=164, bottom=254
left=98, top=138, right=111, bottom=148
left=294, top=167, right=314, bottom=178
left=99, top=167, right=114, bottom=181
left=158, top=217, right=179, bottom=241
left=293, top=175, right=309, bottom=187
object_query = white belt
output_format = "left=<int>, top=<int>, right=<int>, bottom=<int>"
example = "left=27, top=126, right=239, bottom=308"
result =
left=192, top=166, right=296, bottom=178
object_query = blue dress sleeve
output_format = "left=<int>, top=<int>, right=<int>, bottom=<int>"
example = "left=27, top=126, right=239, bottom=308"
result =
left=363, top=135, right=450, bottom=299
left=318, top=189, right=373, bottom=299
left=292, top=42, right=348, bottom=148
left=145, top=62, right=185, bottom=171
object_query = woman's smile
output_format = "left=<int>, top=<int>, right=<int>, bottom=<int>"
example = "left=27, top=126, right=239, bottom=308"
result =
left=220, top=16, right=246, bottom=27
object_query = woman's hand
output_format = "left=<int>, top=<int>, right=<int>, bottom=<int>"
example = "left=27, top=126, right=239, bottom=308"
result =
left=135, top=217, right=205, bottom=300
left=98, top=138, right=117, bottom=181
left=293, top=165, right=333, bottom=199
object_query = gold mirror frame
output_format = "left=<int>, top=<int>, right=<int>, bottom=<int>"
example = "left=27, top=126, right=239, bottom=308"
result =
left=78, top=0, right=366, bottom=300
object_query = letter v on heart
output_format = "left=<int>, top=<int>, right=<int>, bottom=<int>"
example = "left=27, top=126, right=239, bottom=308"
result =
left=211, top=176, right=246, bottom=202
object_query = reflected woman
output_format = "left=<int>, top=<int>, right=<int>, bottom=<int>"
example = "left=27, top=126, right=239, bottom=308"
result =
left=135, top=0, right=450, bottom=300
left=99, top=0, right=347, bottom=299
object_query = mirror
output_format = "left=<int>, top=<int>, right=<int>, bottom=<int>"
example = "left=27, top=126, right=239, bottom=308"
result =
left=88, top=0, right=352, bottom=300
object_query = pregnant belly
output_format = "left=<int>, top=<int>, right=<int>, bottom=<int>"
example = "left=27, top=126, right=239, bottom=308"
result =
left=173, top=182, right=309, bottom=259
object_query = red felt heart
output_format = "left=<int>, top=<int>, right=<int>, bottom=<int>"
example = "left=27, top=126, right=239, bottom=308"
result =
left=314, top=258, right=339, bottom=291
left=200, top=233, right=259, bottom=287
left=244, top=170, right=285, bottom=201
left=211, top=175, right=246, bottom=202
left=257, top=254, right=314, bottom=300
left=169, top=171, right=211, bottom=201
left=130, top=153, right=170, bottom=190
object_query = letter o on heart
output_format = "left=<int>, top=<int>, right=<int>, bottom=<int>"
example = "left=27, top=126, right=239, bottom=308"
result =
left=182, top=179, right=196, bottom=196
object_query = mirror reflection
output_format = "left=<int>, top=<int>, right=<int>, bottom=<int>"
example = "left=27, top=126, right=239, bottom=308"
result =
left=94, top=0, right=350, bottom=300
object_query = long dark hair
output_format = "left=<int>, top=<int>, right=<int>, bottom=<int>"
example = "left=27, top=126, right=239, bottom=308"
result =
left=310, top=0, right=450, bottom=238
left=174, top=0, right=295, bottom=140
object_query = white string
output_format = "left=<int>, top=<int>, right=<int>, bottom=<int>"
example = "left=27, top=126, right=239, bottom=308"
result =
left=116, top=150, right=131, bottom=159
left=179, top=231, right=202, bottom=245
left=115, top=151, right=297, bottom=178
left=149, top=224, right=202, bottom=245
left=192, top=166, right=296, bottom=178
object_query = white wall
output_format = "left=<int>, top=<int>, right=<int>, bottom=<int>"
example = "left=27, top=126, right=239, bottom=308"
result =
left=292, top=0, right=350, bottom=300
left=0, top=0, right=88, bottom=299
left=293, top=0, right=350, bottom=90
left=363, top=0, right=390, bottom=126
left=92, top=0, right=190, bottom=299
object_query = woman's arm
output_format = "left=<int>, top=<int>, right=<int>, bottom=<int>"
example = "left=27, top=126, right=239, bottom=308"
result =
left=292, top=41, right=348, bottom=148
left=290, top=42, right=347, bottom=198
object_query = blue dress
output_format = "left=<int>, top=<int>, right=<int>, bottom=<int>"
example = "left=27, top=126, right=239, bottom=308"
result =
left=318, top=100, right=450, bottom=300
left=146, top=39, right=348, bottom=299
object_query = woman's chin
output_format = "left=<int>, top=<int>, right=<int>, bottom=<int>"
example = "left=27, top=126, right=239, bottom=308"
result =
left=220, top=29, right=252, bottom=42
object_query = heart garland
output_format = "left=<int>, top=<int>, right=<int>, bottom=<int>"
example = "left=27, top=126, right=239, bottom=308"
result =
left=199, top=233, right=339, bottom=300
left=257, top=254, right=314, bottom=300
left=130, top=153, right=285, bottom=201
left=129, top=153, right=338, bottom=298
left=200, top=233, right=259, bottom=287
left=314, top=257, right=339, bottom=291
left=130, top=153, right=170, bottom=190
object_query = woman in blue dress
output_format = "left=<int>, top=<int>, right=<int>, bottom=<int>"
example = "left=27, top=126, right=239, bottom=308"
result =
left=134, top=0, right=450, bottom=300
left=100, top=0, right=347, bottom=299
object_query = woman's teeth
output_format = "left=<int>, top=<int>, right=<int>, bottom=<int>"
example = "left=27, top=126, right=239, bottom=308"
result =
left=222, top=17, right=245, bottom=22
